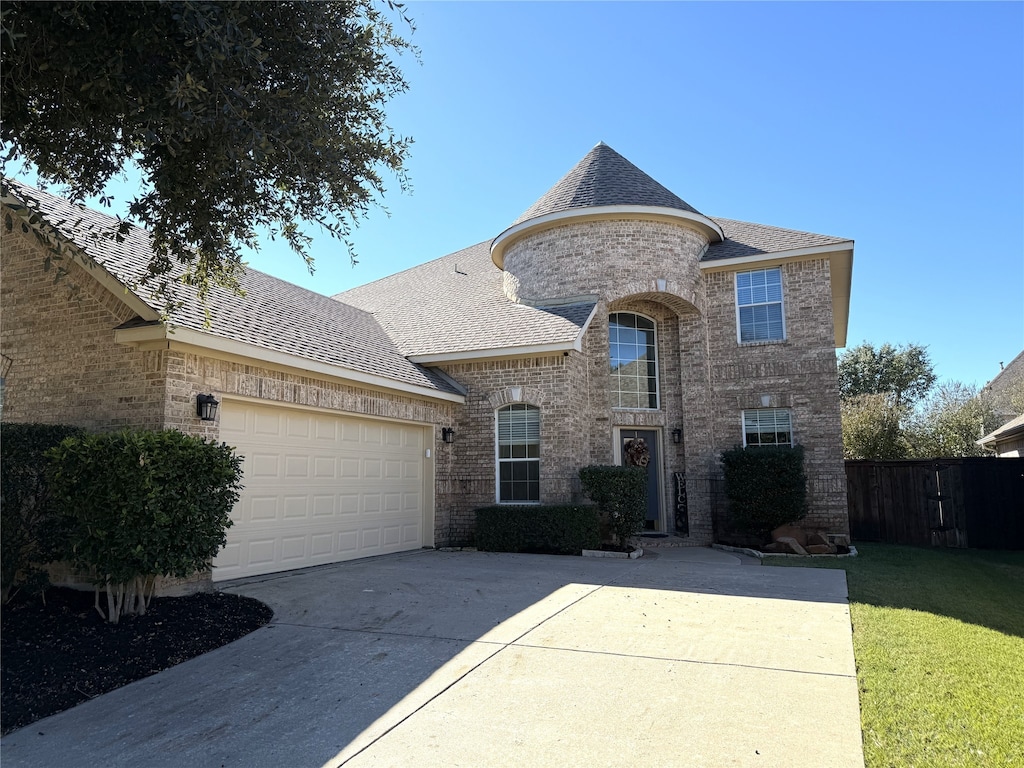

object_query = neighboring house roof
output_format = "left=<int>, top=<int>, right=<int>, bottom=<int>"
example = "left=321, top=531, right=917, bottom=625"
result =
left=982, top=349, right=1024, bottom=421
left=513, top=142, right=704, bottom=225
left=2, top=179, right=462, bottom=398
left=978, top=412, right=1024, bottom=448
left=337, top=241, right=596, bottom=361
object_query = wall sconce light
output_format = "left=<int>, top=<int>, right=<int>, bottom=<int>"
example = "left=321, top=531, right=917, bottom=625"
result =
left=671, top=428, right=682, bottom=444
left=441, top=427, right=455, bottom=444
left=196, top=393, right=220, bottom=422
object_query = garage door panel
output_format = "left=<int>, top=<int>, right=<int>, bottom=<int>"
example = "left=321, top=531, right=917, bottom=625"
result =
left=250, top=453, right=281, bottom=479
left=249, top=496, right=279, bottom=522
left=383, top=525, right=402, bottom=546
left=311, top=533, right=334, bottom=557
left=253, top=411, right=282, bottom=436
left=213, top=402, right=428, bottom=581
left=282, top=496, right=308, bottom=519
left=312, top=496, right=335, bottom=517
left=285, top=416, right=310, bottom=439
left=338, top=531, right=359, bottom=553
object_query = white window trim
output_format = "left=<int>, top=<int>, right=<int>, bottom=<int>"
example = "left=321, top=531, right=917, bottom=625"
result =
left=609, top=311, right=661, bottom=411
left=740, top=408, right=794, bottom=448
left=734, top=267, right=787, bottom=344
left=494, top=404, right=541, bottom=505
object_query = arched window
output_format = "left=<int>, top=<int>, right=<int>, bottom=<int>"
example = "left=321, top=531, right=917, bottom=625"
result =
left=496, top=404, right=540, bottom=502
left=609, top=312, right=659, bottom=409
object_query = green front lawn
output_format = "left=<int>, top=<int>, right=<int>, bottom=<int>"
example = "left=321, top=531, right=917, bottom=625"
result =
left=767, top=543, right=1024, bottom=768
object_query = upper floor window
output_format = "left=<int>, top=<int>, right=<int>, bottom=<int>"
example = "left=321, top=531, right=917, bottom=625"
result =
left=736, top=268, right=785, bottom=342
left=609, top=312, right=658, bottom=409
left=497, top=404, right=540, bottom=502
left=742, top=408, right=792, bottom=447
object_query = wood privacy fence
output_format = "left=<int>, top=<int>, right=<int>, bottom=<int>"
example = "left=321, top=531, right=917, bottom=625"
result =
left=845, top=458, right=1024, bottom=549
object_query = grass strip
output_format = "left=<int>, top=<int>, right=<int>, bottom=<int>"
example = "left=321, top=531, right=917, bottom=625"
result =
left=768, top=543, right=1024, bottom=767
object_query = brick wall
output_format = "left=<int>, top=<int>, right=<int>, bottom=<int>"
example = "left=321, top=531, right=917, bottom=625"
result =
left=436, top=354, right=588, bottom=545
left=502, top=218, right=708, bottom=309
left=1, top=225, right=167, bottom=430
left=703, top=259, right=848, bottom=533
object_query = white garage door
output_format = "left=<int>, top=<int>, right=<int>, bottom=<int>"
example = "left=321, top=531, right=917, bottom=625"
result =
left=213, top=401, right=430, bottom=581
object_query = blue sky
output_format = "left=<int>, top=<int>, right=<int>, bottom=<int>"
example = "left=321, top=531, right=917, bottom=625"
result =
left=18, top=2, right=1024, bottom=388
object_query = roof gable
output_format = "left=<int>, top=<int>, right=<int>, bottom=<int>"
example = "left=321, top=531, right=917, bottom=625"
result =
left=3, top=179, right=461, bottom=397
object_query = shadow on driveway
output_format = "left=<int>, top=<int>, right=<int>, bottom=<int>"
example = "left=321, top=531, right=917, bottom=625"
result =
left=0, top=549, right=862, bottom=768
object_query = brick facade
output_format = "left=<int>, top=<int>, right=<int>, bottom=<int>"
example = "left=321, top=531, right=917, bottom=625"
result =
left=3, top=199, right=850, bottom=570
left=482, top=217, right=850, bottom=540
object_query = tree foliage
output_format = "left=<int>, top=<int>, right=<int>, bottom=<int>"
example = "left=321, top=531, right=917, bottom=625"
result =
left=838, top=342, right=937, bottom=408
left=909, top=381, right=1002, bottom=458
left=839, top=342, right=1004, bottom=459
left=841, top=393, right=911, bottom=459
left=1, top=0, right=414, bottom=307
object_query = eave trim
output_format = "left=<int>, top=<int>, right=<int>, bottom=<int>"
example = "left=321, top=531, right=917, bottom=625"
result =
left=114, top=324, right=466, bottom=404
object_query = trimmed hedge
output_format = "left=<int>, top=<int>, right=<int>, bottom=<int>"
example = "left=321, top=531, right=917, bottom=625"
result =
left=47, top=429, right=243, bottom=622
left=0, top=422, right=86, bottom=602
left=720, top=445, right=808, bottom=536
left=475, top=505, right=600, bottom=555
left=578, top=465, right=647, bottom=545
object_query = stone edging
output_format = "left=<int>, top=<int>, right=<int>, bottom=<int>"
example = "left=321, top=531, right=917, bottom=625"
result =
left=581, top=548, right=644, bottom=559
left=711, top=543, right=859, bottom=559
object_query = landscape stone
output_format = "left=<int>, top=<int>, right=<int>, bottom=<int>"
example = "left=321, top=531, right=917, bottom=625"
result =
left=775, top=536, right=808, bottom=555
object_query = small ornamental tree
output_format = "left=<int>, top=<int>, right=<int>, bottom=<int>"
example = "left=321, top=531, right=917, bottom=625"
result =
left=0, top=422, right=85, bottom=602
left=47, top=429, right=243, bottom=623
left=579, top=465, right=646, bottom=547
left=720, top=445, right=808, bottom=537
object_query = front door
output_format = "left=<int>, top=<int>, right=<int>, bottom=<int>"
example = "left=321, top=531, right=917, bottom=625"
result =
left=619, top=429, right=661, bottom=530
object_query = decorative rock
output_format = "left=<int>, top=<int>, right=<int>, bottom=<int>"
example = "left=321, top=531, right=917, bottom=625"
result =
left=806, top=532, right=829, bottom=546
left=771, top=524, right=808, bottom=548
left=762, top=542, right=790, bottom=554
left=775, top=536, right=808, bottom=555
left=806, top=544, right=837, bottom=555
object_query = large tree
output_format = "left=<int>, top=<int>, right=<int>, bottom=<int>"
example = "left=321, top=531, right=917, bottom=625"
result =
left=1, top=1, right=413, bottom=307
left=837, top=341, right=937, bottom=460
left=838, top=342, right=937, bottom=409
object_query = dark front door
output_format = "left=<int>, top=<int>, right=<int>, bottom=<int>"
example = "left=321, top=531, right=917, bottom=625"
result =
left=620, top=429, right=660, bottom=530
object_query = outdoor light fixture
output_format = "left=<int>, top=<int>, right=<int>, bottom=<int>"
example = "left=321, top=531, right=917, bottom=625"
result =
left=441, top=427, right=455, bottom=444
left=196, top=393, right=220, bottom=422
left=672, top=428, right=682, bottom=444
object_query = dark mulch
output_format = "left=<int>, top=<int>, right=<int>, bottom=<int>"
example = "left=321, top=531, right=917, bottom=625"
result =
left=1, top=587, right=273, bottom=735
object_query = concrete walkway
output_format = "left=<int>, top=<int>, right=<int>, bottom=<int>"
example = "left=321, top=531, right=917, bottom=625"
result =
left=1, top=548, right=864, bottom=767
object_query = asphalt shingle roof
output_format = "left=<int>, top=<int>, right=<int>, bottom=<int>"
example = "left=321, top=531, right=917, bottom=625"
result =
left=705, top=217, right=851, bottom=260
left=513, top=142, right=704, bottom=225
left=3, top=179, right=460, bottom=395
left=337, top=242, right=595, bottom=358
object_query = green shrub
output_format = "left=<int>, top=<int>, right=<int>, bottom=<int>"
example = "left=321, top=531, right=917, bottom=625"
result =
left=475, top=505, right=600, bottom=555
left=0, top=423, right=86, bottom=602
left=578, top=465, right=647, bottom=545
left=47, top=429, right=243, bottom=623
left=720, top=445, right=808, bottom=536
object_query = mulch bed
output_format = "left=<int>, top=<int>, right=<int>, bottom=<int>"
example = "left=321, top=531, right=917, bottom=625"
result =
left=1, top=587, right=273, bottom=735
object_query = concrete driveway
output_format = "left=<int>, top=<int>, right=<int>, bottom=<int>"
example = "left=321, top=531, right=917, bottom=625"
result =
left=1, top=548, right=864, bottom=767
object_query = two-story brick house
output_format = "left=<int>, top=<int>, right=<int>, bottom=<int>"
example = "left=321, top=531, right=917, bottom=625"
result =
left=2, top=143, right=853, bottom=581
